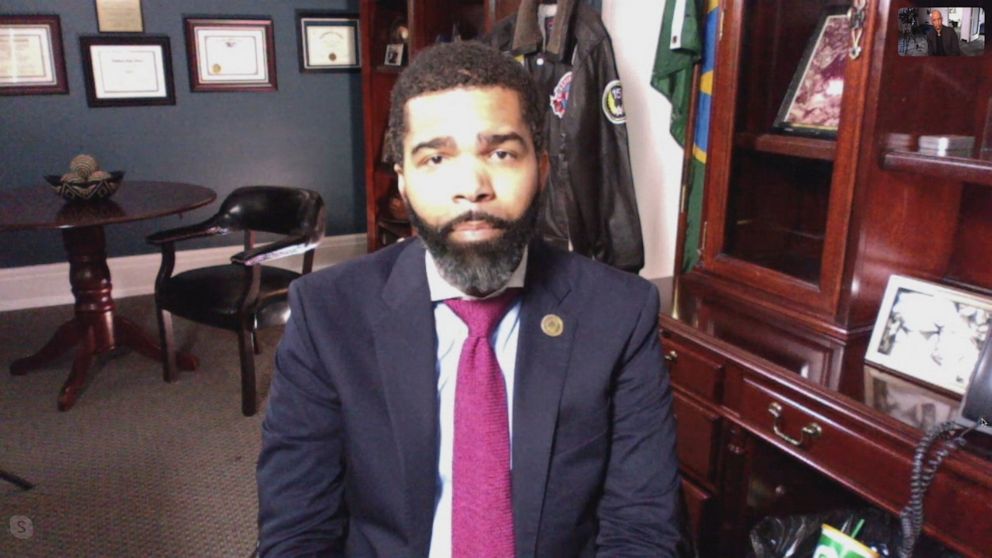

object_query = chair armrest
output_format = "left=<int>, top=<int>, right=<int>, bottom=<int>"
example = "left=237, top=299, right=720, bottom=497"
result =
left=146, top=219, right=228, bottom=246
left=230, top=235, right=316, bottom=266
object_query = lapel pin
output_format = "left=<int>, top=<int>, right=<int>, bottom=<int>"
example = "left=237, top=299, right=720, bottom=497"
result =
left=541, top=314, right=564, bottom=337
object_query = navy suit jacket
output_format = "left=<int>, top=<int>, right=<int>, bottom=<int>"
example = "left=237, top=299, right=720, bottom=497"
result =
left=257, top=239, right=681, bottom=557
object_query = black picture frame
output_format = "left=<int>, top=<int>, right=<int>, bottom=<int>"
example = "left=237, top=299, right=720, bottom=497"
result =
left=184, top=16, right=277, bottom=93
left=296, top=11, right=361, bottom=73
left=773, top=8, right=850, bottom=139
left=79, top=35, right=175, bottom=107
left=0, top=14, right=69, bottom=96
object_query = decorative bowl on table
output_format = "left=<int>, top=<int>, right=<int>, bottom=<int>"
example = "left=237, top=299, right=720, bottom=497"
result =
left=44, top=170, right=125, bottom=201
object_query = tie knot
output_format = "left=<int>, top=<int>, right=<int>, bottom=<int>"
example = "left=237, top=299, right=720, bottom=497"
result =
left=444, top=289, right=520, bottom=338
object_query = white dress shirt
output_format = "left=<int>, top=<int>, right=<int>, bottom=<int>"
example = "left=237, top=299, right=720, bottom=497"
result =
left=426, top=248, right=527, bottom=558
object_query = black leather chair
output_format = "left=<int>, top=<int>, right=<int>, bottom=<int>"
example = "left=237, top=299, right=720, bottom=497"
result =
left=147, top=186, right=326, bottom=416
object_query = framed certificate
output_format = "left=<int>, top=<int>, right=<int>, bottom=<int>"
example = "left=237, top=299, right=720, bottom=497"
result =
left=79, top=35, right=175, bottom=107
left=184, top=17, right=277, bottom=92
left=0, top=14, right=68, bottom=95
left=296, top=12, right=360, bottom=72
left=94, top=0, right=144, bottom=33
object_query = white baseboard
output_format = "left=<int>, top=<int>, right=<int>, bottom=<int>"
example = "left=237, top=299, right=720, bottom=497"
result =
left=0, top=233, right=368, bottom=312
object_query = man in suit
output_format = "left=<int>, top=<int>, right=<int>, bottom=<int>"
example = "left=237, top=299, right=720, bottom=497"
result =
left=926, top=10, right=962, bottom=56
left=257, top=41, right=682, bottom=557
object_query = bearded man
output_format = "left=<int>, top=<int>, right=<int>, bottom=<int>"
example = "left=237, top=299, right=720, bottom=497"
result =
left=257, top=41, right=682, bottom=557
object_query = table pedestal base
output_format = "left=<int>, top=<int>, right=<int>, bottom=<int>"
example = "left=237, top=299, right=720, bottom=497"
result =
left=8, top=226, right=197, bottom=411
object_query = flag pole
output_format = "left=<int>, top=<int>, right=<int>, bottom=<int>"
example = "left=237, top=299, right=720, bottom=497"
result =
left=672, top=60, right=702, bottom=278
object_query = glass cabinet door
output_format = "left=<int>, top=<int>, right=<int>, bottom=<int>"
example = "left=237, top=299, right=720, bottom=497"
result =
left=723, top=1, right=850, bottom=283
left=701, top=0, right=867, bottom=316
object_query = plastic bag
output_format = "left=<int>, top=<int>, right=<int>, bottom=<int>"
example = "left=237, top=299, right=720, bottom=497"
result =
left=746, top=508, right=962, bottom=558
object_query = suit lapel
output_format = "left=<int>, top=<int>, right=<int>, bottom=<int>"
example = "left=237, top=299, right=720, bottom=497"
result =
left=372, top=241, right=438, bottom=553
left=512, top=242, right=575, bottom=556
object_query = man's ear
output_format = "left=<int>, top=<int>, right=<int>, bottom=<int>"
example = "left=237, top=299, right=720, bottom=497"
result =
left=538, top=151, right=550, bottom=192
left=394, top=163, right=406, bottom=196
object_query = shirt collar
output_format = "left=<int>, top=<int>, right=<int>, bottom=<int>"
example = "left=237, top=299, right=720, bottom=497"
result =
left=426, top=246, right=528, bottom=302
left=510, top=0, right=578, bottom=62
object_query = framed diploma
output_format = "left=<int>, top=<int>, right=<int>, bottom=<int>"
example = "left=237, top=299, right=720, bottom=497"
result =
left=79, top=35, right=175, bottom=107
left=94, top=0, right=144, bottom=33
left=0, top=15, right=68, bottom=95
left=184, top=17, right=277, bottom=92
left=296, top=12, right=361, bottom=72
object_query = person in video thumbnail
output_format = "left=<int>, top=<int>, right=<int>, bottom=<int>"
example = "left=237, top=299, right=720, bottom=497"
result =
left=926, top=10, right=962, bottom=56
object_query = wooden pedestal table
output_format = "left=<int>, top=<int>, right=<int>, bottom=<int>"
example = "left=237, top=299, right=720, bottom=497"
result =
left=0, top=182, right=216, bottom=410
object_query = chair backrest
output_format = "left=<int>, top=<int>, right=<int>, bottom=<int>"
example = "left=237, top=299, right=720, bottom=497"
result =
left=215, top=186, right=326, bottom=244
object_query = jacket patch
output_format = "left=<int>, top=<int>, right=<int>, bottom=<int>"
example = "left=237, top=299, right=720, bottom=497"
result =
left=550, top=71, right=573, bottom=118
left=602, top=80, right=626, bottom=124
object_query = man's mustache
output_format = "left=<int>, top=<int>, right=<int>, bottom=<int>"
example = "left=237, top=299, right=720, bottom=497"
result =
left=438, top=210, right=511, bottom=237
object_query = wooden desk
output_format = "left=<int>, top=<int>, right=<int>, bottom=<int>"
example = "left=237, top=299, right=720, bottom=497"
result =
left=0, top=181, right=216, bottom=410
left=655, top=276, right=992, bottom=558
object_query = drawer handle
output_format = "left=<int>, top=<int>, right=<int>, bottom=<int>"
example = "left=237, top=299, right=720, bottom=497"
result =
left=768, top=402, right=822, bottom=448
left=664, top=350, right=679, bottom=363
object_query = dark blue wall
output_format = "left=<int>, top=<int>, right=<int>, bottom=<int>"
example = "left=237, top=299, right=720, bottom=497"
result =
left=0, top=0, right=364, bottom=268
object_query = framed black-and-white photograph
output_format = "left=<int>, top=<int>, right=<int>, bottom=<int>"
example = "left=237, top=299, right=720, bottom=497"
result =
left=184, top=17, right=276, bottom=92
left=866, top=275, right=992, bottom=395
left=0, top=15, right=68, bottom=95
left=773, top=8, right=849, bottom=138
left=384, top=43, right=404, bottom=67
left=863, top=365, right=961, bottom=431
left=79, top=35, right=174, bottom=107
left=296, top=12, right=360, bottom=72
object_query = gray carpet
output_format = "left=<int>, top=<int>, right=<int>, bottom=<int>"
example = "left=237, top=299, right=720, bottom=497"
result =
left=1, top=295, right=276, bottom=557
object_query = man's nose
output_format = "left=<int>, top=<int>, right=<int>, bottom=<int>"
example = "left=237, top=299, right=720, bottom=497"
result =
left=452, top=160, right=495, bottom=203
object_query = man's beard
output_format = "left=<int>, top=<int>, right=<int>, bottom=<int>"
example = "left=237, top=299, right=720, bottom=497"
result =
left=405, top=195, right=540, bottom=297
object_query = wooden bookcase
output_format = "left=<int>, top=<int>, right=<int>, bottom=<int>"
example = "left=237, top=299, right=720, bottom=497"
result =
left=663, top=1, right=992, bottom=555
left=359, top=0, right=522, bottom=251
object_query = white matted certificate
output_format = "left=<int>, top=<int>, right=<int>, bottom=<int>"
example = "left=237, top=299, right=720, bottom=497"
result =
left=198, top=29, right=265, bottom=81
left=298, top=16, right=360, bottom=71
left=89, top=44, right=166, bottom=98
left=79, top=36, right=174, bottom=106
left=0, top=25, right=56, bottom=85
left=185, top=18, right=276, bottom=91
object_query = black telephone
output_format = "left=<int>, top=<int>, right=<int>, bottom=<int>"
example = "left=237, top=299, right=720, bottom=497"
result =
left=897, top=333, right=992, bottom=557
left=958, top=330, right=992, bottom=434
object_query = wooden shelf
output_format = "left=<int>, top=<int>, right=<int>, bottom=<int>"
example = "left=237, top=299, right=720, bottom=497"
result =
left=882, top=150, right=992, bottom=187
left=735, top=132, right=837, bottom=161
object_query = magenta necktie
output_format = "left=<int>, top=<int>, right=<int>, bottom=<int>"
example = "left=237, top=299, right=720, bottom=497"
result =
left=445, top=289, right=519, bottom=558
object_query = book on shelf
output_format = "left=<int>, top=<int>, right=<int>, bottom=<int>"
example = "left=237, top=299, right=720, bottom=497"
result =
left=918, top=134, right=975, bottom=152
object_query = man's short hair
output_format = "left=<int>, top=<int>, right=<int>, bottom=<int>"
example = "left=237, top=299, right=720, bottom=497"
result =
left=386, top=41, right=546, bottom=164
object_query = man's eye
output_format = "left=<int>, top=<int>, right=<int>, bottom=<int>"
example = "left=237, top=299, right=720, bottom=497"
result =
left=425, top=155, right=444, bottom=165
left=491, top=150, right=515, bottom=161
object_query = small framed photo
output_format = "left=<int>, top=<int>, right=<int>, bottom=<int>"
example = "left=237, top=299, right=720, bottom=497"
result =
left=773, top=8, right=849, bottom=138
left=184, top=17, right=276, bottom=92
left=863, top=365, right=960, bottom=431
left=0, top=14, right=68, bottom=95
left=384, top=43, right=404, bottom=67
left=296, top=12, right=360, bottom=72
left=94, top=0, right=144, bottom=33
left=866, top=275, right=992, bottom=395
left=79, top=35, right=175, bottom=107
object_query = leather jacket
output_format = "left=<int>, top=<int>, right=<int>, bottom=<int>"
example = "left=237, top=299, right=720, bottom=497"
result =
left=488, top=0, right=645, bottom=272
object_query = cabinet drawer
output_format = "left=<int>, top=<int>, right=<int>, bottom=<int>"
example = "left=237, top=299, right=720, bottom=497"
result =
left=662, top=334, right=725, bottom=402
left=738, top=378, right=907, bottom=503
left=673, top=392, right=721, bottom=486
left=682, top=477, right=714, bottom=550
